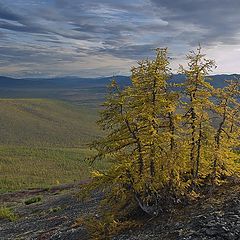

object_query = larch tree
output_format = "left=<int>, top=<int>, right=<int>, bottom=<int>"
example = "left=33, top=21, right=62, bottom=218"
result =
left=211, top=80, right=240, bottom=184
left=84, top=48, right=184, bottom=218
left=81, top=47, right=240, bottom=238
left=179, top=46, right=216, bottom=186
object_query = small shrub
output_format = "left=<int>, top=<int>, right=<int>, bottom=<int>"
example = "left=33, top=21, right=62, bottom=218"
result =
left=24, top=196, right=42, bottom=205
left=49, top=206, right=62, bottom=213
left=0, top=206, right=18, bottom=221
left=75, top=213, right=141, bottom=240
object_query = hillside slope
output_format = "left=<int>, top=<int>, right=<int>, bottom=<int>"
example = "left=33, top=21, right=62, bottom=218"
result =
left=0, top=99, right=100, bottom=147
left=1, top=183, right=240, bottom=239
left=0, top=99, right=104, bottom=191
left=0, top=75, right=130, bottom=106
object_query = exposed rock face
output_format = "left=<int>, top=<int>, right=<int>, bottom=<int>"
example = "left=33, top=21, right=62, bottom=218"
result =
left=1, top=184, right=240, bottom=240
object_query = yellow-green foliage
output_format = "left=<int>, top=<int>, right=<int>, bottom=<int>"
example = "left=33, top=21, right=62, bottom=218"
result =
left=211, top=81, right=240, bottom=183
left=75, top=213, right=141, bottom=240
left=82, top=47, right=239, bottom=237
left=0, top=206, right=18, bottom=221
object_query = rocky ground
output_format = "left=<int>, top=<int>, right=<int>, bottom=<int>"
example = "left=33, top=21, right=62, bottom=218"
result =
left=0, top=182, right=97, bottom=240
left=115, top=184, right=240, bottom=240
left=1, top=182, right=240, bottom=239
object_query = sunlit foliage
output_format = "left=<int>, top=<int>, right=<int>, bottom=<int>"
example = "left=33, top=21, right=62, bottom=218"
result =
left=82, top=47, right=240, bottom=238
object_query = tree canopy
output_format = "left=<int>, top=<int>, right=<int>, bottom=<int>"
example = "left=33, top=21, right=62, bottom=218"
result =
left=82, top=47, right=240, bottom=238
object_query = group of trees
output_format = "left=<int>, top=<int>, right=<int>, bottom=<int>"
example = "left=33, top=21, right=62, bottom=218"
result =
left=84, top=47, right=240, bottom=221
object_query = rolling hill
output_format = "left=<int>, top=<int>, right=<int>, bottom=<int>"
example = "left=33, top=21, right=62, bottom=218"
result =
left=0, top=98, right=100, bottom=147
left=0, top=74, right=239, bottom=192
left=0, top=99, right=104, bottom=192
left=0, top=75, right=130, bottom=106
left=0, top=74, right=239, bottom=106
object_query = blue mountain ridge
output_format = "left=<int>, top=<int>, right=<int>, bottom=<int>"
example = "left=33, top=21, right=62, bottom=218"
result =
left=0, top=74, right=239, bottom=89
left=0, top=74, right=238, bottom=106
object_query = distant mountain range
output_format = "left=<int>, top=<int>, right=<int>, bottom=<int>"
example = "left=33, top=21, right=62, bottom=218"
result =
left=0, top=74, right=239, bottom=88
left=0, top=75, right=131, bottom=89
left=0, top=74, right=239, bottom=106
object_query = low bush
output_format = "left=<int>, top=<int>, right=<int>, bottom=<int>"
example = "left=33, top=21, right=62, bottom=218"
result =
left=0, top=206, right=18, bottom=221
left=24, top=196, right=42, bottom=205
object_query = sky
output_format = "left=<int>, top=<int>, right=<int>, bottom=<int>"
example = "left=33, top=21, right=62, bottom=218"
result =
left=0, top=0, right=239, bottom=78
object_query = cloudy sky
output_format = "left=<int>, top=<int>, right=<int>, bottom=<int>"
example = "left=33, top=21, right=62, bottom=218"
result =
left=0, top=0, right=239, bottom=78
